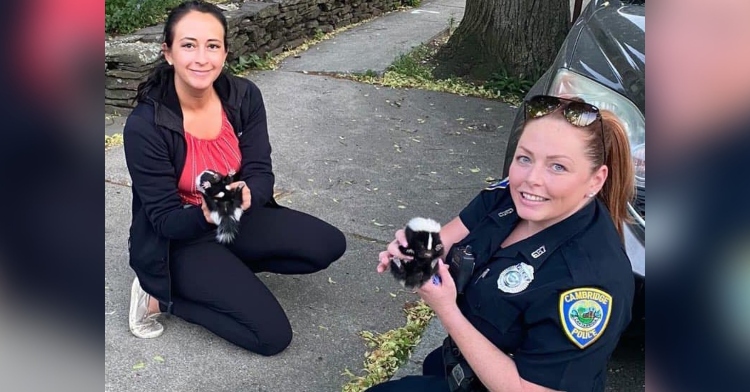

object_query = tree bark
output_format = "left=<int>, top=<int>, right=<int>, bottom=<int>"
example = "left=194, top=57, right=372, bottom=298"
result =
left=434, top=0, right=570, bottom=81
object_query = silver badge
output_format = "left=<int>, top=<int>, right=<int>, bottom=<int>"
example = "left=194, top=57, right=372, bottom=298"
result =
left=498, top=207, right=514, bottom=218
left=497, top=262, right=535, bottom=293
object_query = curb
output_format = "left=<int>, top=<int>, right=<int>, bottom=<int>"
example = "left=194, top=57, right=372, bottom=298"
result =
left=388, top=317, right=446, bottom=381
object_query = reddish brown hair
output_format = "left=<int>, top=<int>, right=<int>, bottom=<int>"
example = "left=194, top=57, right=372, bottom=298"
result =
left=591, top=110, right=635, bottom=240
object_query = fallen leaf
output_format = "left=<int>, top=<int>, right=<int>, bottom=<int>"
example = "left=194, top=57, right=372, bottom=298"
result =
left=153, top=355, right=165, bottom=363
left=398, top=205, right=406, bottom=209
left=319, top=325, right=329, bottom=330
left=339, top=136, right=345, bottom=140
left=308, top=179, right=314, bottom=182
left=470, top=167, right=481, bottom=173
left=332, top=198, right=339, bottom=203
left=132, top=362, right=146, bottom=370
left=328, top=277, right=336, bottom=284
left=389, top=292, right=397, bottom=298
left=372, top=219, right=385, bottom=227
left=417, top=118, right=426, bottom=124
left=485, top=107, right=492, bottom=111
left=456, top=117, right=465, bottom=121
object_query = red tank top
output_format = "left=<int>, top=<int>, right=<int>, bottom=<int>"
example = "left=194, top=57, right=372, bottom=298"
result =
left=177, top=110, right=242, bottom=205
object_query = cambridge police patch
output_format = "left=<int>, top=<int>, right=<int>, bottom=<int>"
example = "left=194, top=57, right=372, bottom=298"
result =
left=559, top=287, right=612, bottom=349
left=484, top=177, right=509, bottom=191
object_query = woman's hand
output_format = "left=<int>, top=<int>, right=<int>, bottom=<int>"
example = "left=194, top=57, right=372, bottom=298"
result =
left=417, top=259, right=459, bottom=317
left=228, top=181, right=252, bottom=211
left=200, top=200, right=215, bottom=225
left=376, top=229, right=413, bottom=273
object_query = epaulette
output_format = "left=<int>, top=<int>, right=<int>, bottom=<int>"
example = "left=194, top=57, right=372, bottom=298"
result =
left=484, top=177, right=509, bottom=191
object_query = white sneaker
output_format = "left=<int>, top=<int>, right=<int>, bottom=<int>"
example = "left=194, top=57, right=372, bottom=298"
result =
left=128, top=277, right=164, bottom=339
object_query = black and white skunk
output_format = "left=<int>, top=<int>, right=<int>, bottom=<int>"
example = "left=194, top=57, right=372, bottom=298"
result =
left=196, top=169, right=244, bottom=244
left=389, top=217, right=444, bottom=289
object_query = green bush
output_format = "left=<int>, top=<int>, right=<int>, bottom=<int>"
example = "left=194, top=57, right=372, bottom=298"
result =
left=106, top=0, right=183, bottom=35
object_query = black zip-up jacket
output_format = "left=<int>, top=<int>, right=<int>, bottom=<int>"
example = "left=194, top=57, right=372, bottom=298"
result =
left=123, top=72, right=276, bottom=313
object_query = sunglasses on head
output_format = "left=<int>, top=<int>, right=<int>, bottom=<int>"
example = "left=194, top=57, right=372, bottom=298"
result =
left=524, top=95, right=601, bottom=126
left=524, top=94, right=606, bottom=161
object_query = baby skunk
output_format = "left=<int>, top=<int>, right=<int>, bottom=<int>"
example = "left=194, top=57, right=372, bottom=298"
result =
left=390, top=217, right=444, bottom=289
left=196, top=169, right=244, bottom=244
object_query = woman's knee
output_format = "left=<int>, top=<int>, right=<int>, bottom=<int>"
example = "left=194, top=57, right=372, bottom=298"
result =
left=236, top=316, right=293, bottom=356
left=307, top=223, right=346, bottom=272
left=254, top=322, right=293, bottom=356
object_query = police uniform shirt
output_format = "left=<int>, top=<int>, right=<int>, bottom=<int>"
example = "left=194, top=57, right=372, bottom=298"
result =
left=452, top=179, right=635, bottom=392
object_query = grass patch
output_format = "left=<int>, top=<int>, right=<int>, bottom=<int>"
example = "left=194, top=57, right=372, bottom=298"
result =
left=106, top=0, right=230, bottom=36
left=106, top=0, right=183, bottom=35
left=343, top=34, right=533, bottom=105
left=228, top=53, right=276, bottom=74
left=105, top=133, right=124, bottom=150
left=341, top=300, right=435, bottom=392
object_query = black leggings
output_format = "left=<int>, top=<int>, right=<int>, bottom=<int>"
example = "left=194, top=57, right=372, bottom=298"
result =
left=365, top=347, right=450, bottom=391
left=165, top=204, right=346, bottom=356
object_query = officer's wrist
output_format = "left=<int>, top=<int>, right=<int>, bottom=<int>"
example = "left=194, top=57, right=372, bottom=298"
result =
left=435, top=302, right=461, bottom=321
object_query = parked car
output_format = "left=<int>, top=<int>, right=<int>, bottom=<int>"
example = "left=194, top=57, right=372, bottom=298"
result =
left=501, top=0, right=645, bottom=335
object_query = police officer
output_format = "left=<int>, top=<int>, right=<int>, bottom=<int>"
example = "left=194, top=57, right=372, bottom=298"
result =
left=371, top=95, right=636, bottom=392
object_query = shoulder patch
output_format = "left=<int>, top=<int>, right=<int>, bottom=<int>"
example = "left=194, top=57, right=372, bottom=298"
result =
left=484, top=177, right=509, bottom=191
left=559, top=287, right=612, bottom=349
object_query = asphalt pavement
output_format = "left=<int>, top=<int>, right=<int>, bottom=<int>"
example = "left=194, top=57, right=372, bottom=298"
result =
left=105, top=0, right=644, bottom=390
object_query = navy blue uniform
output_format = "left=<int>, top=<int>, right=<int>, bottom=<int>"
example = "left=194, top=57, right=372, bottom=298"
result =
left=369, top=179, right=634, bottom=392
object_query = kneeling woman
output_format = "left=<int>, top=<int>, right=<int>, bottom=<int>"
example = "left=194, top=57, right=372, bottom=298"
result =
left=373, top=95, right=636, bottom=391
left=123, top=1, right=345, bottom=356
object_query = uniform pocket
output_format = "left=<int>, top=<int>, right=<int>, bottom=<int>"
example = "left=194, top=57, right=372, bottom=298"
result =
left=467, top=287, right=524, bottom=335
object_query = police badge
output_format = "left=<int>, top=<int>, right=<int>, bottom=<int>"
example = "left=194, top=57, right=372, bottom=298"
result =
left=497, top=262, right=534, bottom=293
left=559, top=287, right=613, bottom=349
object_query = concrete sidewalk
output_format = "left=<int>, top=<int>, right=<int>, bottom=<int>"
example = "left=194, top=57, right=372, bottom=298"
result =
left=279, top=0, right=465, bottom=74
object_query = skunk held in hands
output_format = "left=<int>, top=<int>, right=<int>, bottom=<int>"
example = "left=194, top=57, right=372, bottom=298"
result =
left=389, top=217, right=444, bottom=289
left=196, top=169, right=244, bottom=244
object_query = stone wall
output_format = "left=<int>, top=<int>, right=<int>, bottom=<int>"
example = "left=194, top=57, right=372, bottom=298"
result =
left=105, top=0, right=404, bottom=114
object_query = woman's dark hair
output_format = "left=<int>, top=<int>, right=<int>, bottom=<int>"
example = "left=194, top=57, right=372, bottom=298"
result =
left=134, top=1, right=229, bottom=103
left=521, top=99, right=635, bottom=241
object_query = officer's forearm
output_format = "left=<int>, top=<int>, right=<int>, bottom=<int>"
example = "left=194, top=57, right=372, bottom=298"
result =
left=438, top=306, right=559, bottom=392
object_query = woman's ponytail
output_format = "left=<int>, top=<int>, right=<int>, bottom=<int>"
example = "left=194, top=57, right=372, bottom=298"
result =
left=133, top=59, right=174, bottom=104
left=597, top=110, right=635, bottom=241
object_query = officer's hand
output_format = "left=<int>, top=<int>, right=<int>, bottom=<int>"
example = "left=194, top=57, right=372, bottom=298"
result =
left=377, top=229, right=413, bottom=273
left=417, top=259, right=458, bottom=315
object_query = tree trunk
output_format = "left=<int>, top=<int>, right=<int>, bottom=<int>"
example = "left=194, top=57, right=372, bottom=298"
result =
left=434, top=0, right=570, bottom=81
